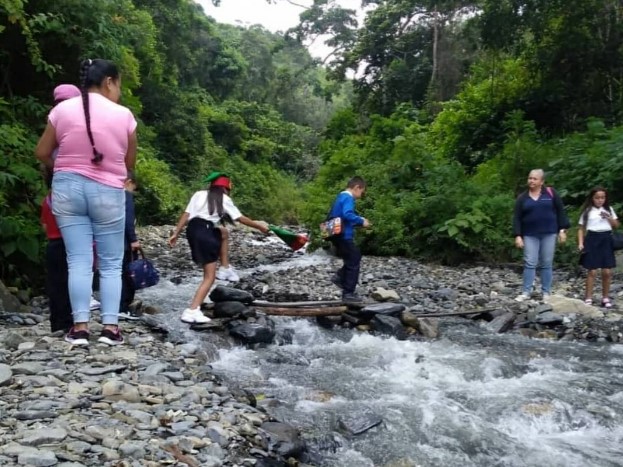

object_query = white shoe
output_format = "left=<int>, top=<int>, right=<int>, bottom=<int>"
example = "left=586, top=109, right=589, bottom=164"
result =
left=89, top=297, right=100, bottom=311
left=514, top=293, right=531, bottom=302
left=181, top=308, right=211, bottom=324
left=216, top=266, right=240, bottom=282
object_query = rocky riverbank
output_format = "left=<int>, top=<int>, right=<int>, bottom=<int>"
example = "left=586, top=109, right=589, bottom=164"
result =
left=0, top=224, right=622, bottom=466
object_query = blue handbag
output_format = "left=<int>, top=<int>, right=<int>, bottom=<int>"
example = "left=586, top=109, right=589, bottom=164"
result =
left=128, top=248, right=160, bottom=289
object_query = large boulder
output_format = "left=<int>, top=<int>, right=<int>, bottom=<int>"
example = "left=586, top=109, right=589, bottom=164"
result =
left=546, top=295, right=603, bottom=319
left=372, top=315, right=408, bottom=340
left=213, top=301, right=248, bottom=318
left=356, top=303, right=405, bottom=320
left=228, top=319, right=275, bottom=344
left=209, top=285, right=254, bottom=304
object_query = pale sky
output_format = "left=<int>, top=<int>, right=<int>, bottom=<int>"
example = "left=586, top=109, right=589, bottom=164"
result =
left=198, top=0, right=366, bottom=60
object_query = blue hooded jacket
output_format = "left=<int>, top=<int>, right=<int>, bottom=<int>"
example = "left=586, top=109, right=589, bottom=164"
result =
left=329, top=191, right=364, bottom=240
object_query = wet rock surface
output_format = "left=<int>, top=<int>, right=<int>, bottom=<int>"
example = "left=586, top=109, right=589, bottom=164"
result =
left=1, top=224, right=622, bottom=466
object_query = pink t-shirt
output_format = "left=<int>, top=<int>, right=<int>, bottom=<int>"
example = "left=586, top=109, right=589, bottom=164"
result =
left=50, top=93, right=137, bottom=188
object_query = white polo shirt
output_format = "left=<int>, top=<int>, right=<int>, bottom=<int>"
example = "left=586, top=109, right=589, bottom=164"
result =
left=185, top=191, right=242, bottom=223
left=579, top=207, right=618, bottom=232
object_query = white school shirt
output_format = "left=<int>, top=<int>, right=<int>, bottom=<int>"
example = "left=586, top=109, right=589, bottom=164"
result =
left=185, top=191, right=242, bottom=223
left=578, top=206, right=618, bottom=232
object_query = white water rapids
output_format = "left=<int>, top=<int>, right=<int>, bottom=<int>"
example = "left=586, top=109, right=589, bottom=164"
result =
left=138, top=247, right=623, bottom=467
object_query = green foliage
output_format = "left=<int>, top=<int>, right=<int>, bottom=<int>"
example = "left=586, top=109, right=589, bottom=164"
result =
left=430, top=56, right=537, bottom=168
left=134, top=151, right=189, bottom=225
left=0, top=121, right=46, bottom=287
left=548, top=119, right=623, bottom=205
left=220, top=156, right=303, bottom=225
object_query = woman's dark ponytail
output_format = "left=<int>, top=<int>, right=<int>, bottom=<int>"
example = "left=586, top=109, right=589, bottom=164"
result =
left=79, top=58, right=118, bottom=165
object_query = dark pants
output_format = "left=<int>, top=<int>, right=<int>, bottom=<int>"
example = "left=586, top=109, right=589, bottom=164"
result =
left=120, top=246, right=136, bottom=313
left=332, top=238, right=361, bottom=294
left=46, top=239, right=73, bottom=332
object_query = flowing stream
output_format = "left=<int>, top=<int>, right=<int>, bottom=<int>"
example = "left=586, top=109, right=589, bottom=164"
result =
left=139, top=250, right=623, bottom=467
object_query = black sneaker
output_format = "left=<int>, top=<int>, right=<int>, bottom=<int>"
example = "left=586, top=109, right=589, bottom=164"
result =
left=98, top=327, right=124, bottom=346
left=342, top=293, right=364, bottom=304
left=118, top=310, right=141, bottom=321
left=330, top=274, right=344, bottom=289
left=65, top=327, right=90, bottom=346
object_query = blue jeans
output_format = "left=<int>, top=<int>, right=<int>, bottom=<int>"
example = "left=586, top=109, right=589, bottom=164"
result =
left=52, top=172, right=125, bottom=325
left=522, top=233, right=557, bottom=294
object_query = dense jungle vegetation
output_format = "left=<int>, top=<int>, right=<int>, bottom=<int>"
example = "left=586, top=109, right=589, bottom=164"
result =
left=2, top=0, right=623, bottom=290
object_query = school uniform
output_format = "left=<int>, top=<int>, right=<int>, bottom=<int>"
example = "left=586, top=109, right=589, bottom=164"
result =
left=579, top=207, right=618, bottom=269
left=329, top=191, right=365, bottom=296
left=184, top=191, right=242, bottom=265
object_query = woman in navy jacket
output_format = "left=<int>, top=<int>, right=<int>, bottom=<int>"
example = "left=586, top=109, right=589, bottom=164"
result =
left=512, top=169, right=570, bottom=301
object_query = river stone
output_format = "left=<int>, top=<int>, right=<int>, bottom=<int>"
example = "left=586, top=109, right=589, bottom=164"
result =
left=15, top=411, right=58, bottom=420
left=2, top=331, right=26, bottom=350
left=80, top=365, right=127, bottom=376
left=535, top=312, right=564, bottom=325
left=207, top=422, right=230, bottom=447
left=338, top=410, right=383, bottom=435
left=413, top=317, right=439, bottom=338
left=259, top=422, right=305, bottom=458
left=486, top=312, right=515, bottom=333
left=21, top=428, right=67, bottom=446
left=370, top=288, right=400, bottom=302
left=228, top=322, right=275, bottom=344
left=213, top=301, right=248, bottom=318
left=534, top=303, right=553, bottom=314
left=17, top=448, right=57, bottom=466
left=430, top=287, right=458, bottom=301
left=372, top=315, right=408, bottom=340
left=359, top=303, right=405, bottom=318
left=209, top=286, right=254, bottom=304
left=400, top=310, right=419, bottom=328
left=10, top=362, right=44, bottom=375
left=316, top=315, right=342, bottom=328
left=101, top=380, right=140, bottom=402
left=0, top=280, right=21, bottom=313
left=255, top=460, right=289, bottom=467
left=0, top=363, right=12, bottom=386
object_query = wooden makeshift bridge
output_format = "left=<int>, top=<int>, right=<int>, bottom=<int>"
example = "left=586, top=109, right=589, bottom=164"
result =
left=250, top=300, right=495, bottom=318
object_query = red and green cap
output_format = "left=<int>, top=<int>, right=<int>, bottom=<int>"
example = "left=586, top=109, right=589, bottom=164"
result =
left=203, top=171, right=231, bottom=189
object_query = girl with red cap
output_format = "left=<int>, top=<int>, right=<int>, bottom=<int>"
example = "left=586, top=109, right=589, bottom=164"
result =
left=168, top=173, right=269, bottom=324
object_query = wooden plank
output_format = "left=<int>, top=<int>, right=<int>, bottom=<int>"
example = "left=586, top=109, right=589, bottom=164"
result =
left=413, top=308, right=497, bottom=318
left=252, top=300, right=345, bottom=308
left=261, top=306, right=348, bottom=316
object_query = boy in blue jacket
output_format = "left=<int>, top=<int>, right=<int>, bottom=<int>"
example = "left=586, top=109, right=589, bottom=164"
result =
left=329, top=176, right=370, bottom=303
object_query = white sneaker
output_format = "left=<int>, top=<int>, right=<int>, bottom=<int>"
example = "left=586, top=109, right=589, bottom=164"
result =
left=89, top=297, right=100, bottom=311
left=542, top=293, right=551, bottom=302
left=514, top=293, right=531, bottom=302
left=216, top=266, right=240, bottom=282
left=181, top=307, right=211, bottom=324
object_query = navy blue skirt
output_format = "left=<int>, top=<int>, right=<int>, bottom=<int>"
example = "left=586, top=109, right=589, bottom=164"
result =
left=186, top=218, right=222, bottom=266
left=580, top=230, right=616, bottom=270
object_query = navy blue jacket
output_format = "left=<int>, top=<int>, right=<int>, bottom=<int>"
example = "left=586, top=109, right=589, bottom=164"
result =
left=513, top=187, right=570, bottom=236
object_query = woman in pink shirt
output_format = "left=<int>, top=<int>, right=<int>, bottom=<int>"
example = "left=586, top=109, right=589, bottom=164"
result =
left=35, top=59, right=137, bottom=346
